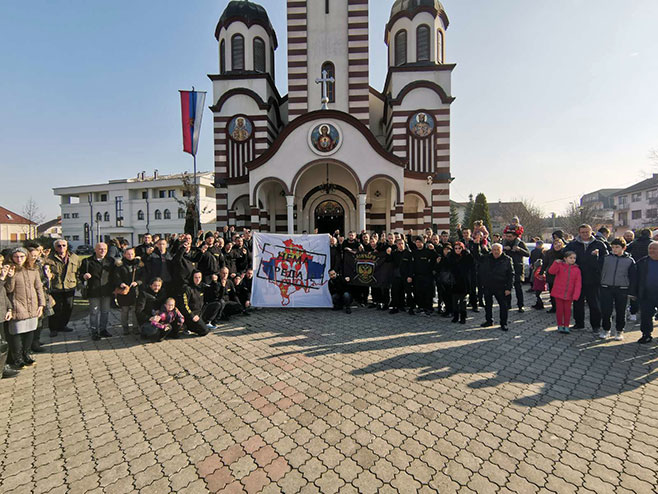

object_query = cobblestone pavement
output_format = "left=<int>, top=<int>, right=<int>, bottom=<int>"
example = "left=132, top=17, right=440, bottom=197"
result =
left=1, top=299, right=658, bottom=493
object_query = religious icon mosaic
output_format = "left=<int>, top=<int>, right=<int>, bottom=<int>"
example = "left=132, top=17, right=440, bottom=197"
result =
left=408, top=112, right=435, bottom=138
left=310, top=123, right=341, bottom=154
left=228, top=115, right=253, bottom=142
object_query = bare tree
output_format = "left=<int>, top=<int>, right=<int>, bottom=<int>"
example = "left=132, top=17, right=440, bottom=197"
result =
left=562, top=201, right=601, bottom=235
left=21, top=197, right=45, bottom=237
left=650, top=148, right=658, bottom=172
left=496, top=199, right=545, bottom=240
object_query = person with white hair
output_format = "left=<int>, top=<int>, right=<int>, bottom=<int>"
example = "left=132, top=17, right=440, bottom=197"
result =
left=478, top=243, right=514, bottom=331
left=630, top=241, right=658, bottom=344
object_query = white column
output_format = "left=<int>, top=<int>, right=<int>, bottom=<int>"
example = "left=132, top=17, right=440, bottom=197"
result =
left=358, top=194, right=367, bottom=233
left=286, top=195, right=295, bottom=234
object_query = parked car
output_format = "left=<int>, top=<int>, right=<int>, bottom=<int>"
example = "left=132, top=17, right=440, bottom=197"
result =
left=75, top=244, right=94, bottom=256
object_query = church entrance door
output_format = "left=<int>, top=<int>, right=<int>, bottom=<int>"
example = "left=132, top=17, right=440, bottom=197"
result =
left=314, top=200, right=345, bottom=235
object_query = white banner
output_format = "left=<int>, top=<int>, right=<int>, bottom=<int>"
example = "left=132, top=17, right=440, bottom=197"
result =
left=251, top=233, right=333, bottom=308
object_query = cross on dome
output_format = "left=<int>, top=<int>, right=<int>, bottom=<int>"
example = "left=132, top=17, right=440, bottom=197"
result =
left=315, top=69, right=335, bottom=110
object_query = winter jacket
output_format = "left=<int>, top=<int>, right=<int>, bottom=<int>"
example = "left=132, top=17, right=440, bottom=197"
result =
left=390, top=248, right=413, bottom=279
left=151, top=307, right=184, bottom=330
left=479, top=253, right=514, bottom=292
left=197, top=250, right=220, bottom=283
left=80, top=256, right=115, bottom=298
left=135, top=287, right=167, bottom=325
left=330, top=245, right=342, bottom=273
left=112, top=257, right=144, bottom=306
left=630, top=256, right=658, bottom=300
left=0, top=278, right=12, bottom=318
left=532, top=268, right=546, bottom=292
left=46, top=252, right=82, bottom=292
left=564, top=236, right=607, bottom=286
left=411, top=247, right=438, bottom=277
left=627, top=236, right=652, bottom=261
left=5, top=268, right=46, bottom=321
left=145, top=249, right=173, bottom=284
left=502, top=239, right=531, bottom=268
left=548, top=262, right=582, bottom=301
left=329, top=276, right=350, bottom=296
left=541, top=248, right=564, bottom=284
left=446, top=251, right=474, bottom=295
left=181, top=282, right=206, bottom=319
left=171, top=246, right=200, bottom=291
left=600, top=253, right=635, bottom=289
left=231, top=246, right=251, bottom=274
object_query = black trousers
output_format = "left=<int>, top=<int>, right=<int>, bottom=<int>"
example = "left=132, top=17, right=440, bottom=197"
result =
left=49, top=290, right=75, bottom=331
left=547, top=279, right=556, bottom=310
left=1, top=322, right=8, bottom=370
left=7, top=331, right=35, bottom=365
left=600, top=286, right=628, bottom=332
left=219, top=300, right=244, bottom=320
left=452, top=293, right=467, bottom=315
left=185, top=312, right=209, bottom=336
left=506, top=269, right=524, bottom=309
left=639, top=294, right=658, bottom=338
left=332, top=292, right=353, bottom=309
left=202, top=302, right=224, bottom=325
left=468, top=269, right=479, bottom=308
left=391, top=278, right=414, bottom=310
left=573, top=283, right=601, bottom=329
left=414, top=275, right=434, bottom=311
left=484, top=288, right=509, bottom=326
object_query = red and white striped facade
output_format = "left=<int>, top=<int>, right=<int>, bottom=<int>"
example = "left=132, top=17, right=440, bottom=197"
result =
left=209, top=0, right=455, bottom=234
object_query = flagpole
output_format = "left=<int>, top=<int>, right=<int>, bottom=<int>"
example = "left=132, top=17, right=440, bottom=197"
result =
left=193, top=152, right=200, bottom=239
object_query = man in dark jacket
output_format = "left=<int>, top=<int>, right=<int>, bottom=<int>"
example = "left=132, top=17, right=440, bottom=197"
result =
left=410, top=237, right=438, bottom=316
left=479, top=244, right=514, bottom=331
left=179, top=271, right=210, bottom=336
left=630, top=241, right=658, bottom=344
left=80, top=243, right=115, bottom=340
left=135, top=234, right=154, bottom=261
left=136, top=278, right=166, bottom=327
left=171, top=236, right=201, bottom=296
left=328, top=270, right=352, bottom=313
left=502, top=228, right=530, bottom=312
left=565, top=224, right=607, bottom=331
left=627, top=228, right=652, bottom=261
left=389, top=238, right=413, bottom=314
left=145, top=238, right=173, bottom=293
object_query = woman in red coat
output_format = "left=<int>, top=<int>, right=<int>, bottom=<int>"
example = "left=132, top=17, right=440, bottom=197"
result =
left=548, top=251, right=582, bottom=334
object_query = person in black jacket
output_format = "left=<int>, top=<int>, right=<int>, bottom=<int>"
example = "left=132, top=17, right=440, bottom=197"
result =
left=145, top=238, right=173, bottom=294
left=329, top=236, right=342, bottom=273
left=446, top=242, right=474, bottom=324
left=214, top=267, right=246, bottom=321
left=232, top=237, right=251, bottom=275
left=179, top=271, right=210, bottom=336
left=328, top=270, right=352, bottom=313
left=112, top=248, right=144, bottom=335
left=410, top=237, right=438, bottom=316
left=171, top=235, right=201, bottom=296
left=625, top=228, right=652, bottom=321
left=541, top=238, right=565, bottom=313
left=136, top=278, right=166, bottom=328
left=135, top=234, right=154, bottom=261
left=235, top=268, right=253, bottom=309
left=389, top=238, right=413, bottom=314
left=565, top=224, right=607, bottom=331
left=1, top=260, right=17, bottom=378
left=479, top=244, right=514, bottom=331
left=502, top=227, right=531, bottom=312
left=630, top=241, right=658, bottom=344
left=80, top=243, right=115, bottom=340
left=435, top=244, right=454, bottom=317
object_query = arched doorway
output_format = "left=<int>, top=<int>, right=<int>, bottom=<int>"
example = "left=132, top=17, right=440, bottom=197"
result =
left=314, top=200, right=345, bottom=234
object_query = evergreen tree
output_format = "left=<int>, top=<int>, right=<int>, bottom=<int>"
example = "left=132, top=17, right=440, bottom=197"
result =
left=470, top=193, right=492, bottom=232
left=449, top=202, right=460, bottom=238
left=462, top=194, right=474, bottom=229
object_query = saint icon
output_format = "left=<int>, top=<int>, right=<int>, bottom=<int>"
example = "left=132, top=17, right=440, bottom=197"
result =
left=409, top=112, right=435, bottom=138
left=229, top=116, right=252, bottom=142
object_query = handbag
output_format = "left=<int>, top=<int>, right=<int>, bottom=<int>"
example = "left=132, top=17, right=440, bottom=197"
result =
left=113, top=265, right=136, bottom=296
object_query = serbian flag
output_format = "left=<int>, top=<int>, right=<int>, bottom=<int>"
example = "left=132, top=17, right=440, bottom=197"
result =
left=179, top=90, right=206, bottom=156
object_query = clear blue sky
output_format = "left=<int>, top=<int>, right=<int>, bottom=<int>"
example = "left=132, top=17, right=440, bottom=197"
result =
left=2, top=0, right=657, bottom=220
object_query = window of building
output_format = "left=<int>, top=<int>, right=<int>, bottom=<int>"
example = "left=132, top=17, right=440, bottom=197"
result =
left=96, top=212, right=102, bottom=222
left=647, top=209, right=658, bottom=219
left=167, top=190, right=175, bottom=198
left=647, top=189, right=658, bottom=200
left=159, top=190, right=166, bottom=198
left=618, top=196, right=627, bottom=206
left=137, top=210, right=144, bottom=221
left=10, top=233, right=17, bottom=242
left=394, top=30, right=407, bottom=66
left=253, top=37, right=266, bottom=72
left=178, top=208, right=185, bottom=219
left=72, top=235, right=79, bottom=241
left=115, top=196, right=123, bottom=227
left=100, top=193, right=108, bottom=202
left=163, top=209, right=171, bottom=220
left=63, top=213, right=70, bottom=219
left=416, top=25, right=431, bottom=62
left=631, top=210, right=642, bottom=220
left=72, top=213, right=79, bottom=219
left=19, top=234, right=26, bottom=241
left=141, top=191, right=148, bottom=199
left=220, top=40, right=226, bottom=74
left=154, top=209, right=162, bottom=220
left=232, top=34, right=245, bottom=71
left=437, top=29, right=444, bottom=63
left=632, top=192, right=642, bottom=202
left=104, top=212, right=110, bottom=222
left=321, top=62, right=335, bottom=103
left=618, top=212, right=628, bottom=224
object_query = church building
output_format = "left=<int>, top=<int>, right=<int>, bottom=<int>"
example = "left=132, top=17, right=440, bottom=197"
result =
left=210, top=0, right=455, bottom=234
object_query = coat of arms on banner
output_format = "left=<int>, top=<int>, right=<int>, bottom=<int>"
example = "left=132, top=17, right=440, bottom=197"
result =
left=355, top=253, right=377, bottom=284
left=256, top=238, right=328, bottom=306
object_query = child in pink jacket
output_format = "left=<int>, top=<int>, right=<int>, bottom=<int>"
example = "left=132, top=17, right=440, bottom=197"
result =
left=548, top=251, right=582, bottom=334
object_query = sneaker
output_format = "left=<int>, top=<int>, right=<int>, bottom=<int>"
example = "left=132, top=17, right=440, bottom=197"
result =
left=570, top=324, right=585, bottom=330
left=389, top=308, right=399, bottom=314
left=480, top=321, right=493, bottom=327
left=518, top=307, right=525, bottom=313
left=629, top=314, right=637, bottom=322
left=60, top=326, right=74, bottom=332
left=598, top=330, right=610, bottom=340
left=2, top=365, right=19, bottom=378
left=500, top=325, right=508, bottom=332
left=638, top=335, right=653, bottom=344
left=614, top=332, right=624, bottom=341
left=206, top=323, right=216, bottom=330
left=563, top=326, right=570, bottom=334
left=99, top=330, right=112, bottom=338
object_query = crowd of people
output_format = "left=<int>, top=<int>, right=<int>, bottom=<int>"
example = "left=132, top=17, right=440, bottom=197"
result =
left=1, top=220, right=657, bottom=379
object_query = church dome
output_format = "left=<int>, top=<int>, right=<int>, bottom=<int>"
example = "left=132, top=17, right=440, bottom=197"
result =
left=215, top=0, right=277, bottom=47
left=389, top=0, right=449, bottom=28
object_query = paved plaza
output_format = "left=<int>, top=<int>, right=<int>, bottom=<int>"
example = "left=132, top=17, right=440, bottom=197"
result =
left=1, top=301, right=657, bottom=493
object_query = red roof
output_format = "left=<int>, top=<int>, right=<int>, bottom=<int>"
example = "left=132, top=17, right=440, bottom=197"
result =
left=0, top=206, right=36, bottom=225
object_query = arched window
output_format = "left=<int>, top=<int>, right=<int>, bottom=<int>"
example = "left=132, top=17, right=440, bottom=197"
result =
left=253, top=37, right=266, bottom=72
left=437, top=29, right=444, bottom=63
left=163, top=209, right=171, bottom=220
left=103, top=212, right=110, bottom=222
left=178, top=208, right=185, bottom=219
left=154, top=209, right=162, bottom=220
left=96, top=212, right=102, bottom=222
left=270, top=48, right=275, bottom=80
left=220, top=40, right=226, bottom=74
left=321, top=62, right=335, bottom=103
left=137, top=210, right=144, bottom=221
left=416, top=25, right=431, bottom=62
left=394, top=30, right=407, bottom=66
left=231, top=34, right=244, bottom=71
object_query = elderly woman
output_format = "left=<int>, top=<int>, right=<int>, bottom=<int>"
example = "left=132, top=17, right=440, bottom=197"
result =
left=4, top=247, right=45, bottom=368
